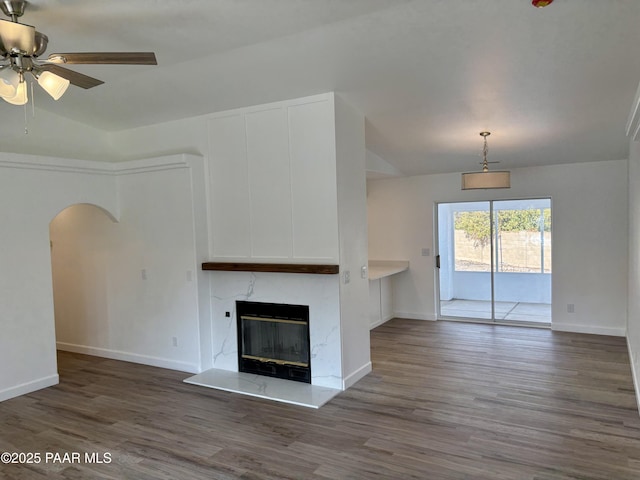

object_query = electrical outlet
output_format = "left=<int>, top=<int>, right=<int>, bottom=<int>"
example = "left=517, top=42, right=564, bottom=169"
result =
left=172, top=337, right=178, bottom=347
left=422, top=248, right=430, bottom=256
left=344, top=270, right=351, bottom=284
left=361, top=265, right=368, bottom=279
left=141, top=269, right=147, bottom=280
left=567, top=304, right=575, bottom=313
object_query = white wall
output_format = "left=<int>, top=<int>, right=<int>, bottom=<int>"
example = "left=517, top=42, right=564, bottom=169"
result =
left=0, top=154, right=117, bottom=402
left=111, top=93, right=371, bottom=389
left=206, top=94, right=339, bottom=263
left=335, top=95, right=371, bottom=387
left=368, top=159, right=628, bottom=335
left=628, top=140, right=640, bottom=407
left=0, top=153, right=211, bottom=403
left=1, top=92, right=369, bottom=402
left=50, top=156, right=208, bottom=374
left=1, top=91, right=370, bottom=404
left=366, top=149, right=403, bottom=178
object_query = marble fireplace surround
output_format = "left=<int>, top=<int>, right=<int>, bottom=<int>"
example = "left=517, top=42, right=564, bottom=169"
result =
left=185, top=268, right=344, bottom=408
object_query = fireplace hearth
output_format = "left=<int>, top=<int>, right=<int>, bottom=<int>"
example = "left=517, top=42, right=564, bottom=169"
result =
left=236, top=301, right=311, bottom=383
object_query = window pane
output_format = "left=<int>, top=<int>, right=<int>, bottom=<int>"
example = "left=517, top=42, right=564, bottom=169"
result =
left=493, top=206, right=552, bottom=274
left=496, top=209, right=541, bottom=273
left=453, top=210, right=491, bottom=272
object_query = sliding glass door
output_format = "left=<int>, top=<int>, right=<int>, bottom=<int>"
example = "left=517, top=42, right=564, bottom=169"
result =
left=437, top=201, right=493, bottom=319
left=436, top=199, right=551, bottom=325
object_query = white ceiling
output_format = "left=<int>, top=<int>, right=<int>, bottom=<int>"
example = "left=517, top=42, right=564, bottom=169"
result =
left=7, top=0, right=640, bottom=175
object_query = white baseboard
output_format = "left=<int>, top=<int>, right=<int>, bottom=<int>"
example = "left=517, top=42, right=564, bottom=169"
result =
left=57, top=342, right=200, bottom=374
left=0, top=374, right=59, bottom=403
left=551, top=324, right=626, bottom=337
left=343, top=361, right=372, bottom=389
left=369, top=313, right=395, bottom=330
left=393, top=311, right=437, bottom=321
left=627, top=337, right=640, bottom=416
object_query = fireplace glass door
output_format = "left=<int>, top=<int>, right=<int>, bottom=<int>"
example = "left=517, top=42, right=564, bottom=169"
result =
left=241, top=316, right=309, bottom=367
left=236, top=301, right=311, bottom=383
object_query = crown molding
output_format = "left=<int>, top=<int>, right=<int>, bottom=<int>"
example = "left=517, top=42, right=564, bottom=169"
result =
left=0, top=153, right=201, bottom=175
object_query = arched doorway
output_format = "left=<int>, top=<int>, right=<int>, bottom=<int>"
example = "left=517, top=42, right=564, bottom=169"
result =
left=49, top=203, right=118, bottom=361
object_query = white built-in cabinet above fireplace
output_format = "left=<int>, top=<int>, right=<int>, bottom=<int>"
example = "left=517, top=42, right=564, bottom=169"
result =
left=207, top=93, right=340, bottom=264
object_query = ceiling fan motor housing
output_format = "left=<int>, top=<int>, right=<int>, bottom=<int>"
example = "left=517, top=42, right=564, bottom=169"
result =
left=0, top=1, right=26, bottom=19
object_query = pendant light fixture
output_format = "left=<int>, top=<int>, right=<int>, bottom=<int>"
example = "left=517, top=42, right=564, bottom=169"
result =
left=461, top=132, right=511, bottom=190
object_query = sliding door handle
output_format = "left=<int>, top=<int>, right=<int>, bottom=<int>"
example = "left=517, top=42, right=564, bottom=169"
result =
left=436, top=255, right=440, bottom=268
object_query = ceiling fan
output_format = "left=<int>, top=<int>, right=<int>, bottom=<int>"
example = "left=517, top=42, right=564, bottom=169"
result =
left=0, top=0, right=156, bottom=105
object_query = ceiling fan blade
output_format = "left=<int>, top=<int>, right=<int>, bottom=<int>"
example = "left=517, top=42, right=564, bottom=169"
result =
left=46, top=52, right=157, bottom=65
left=40, top=64, right=104, bottom=89
left=0, top=19, right=35, bottom=55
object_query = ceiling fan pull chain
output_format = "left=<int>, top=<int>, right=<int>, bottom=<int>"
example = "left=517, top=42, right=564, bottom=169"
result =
left=31, top=81, right=35, bottom=118
left=22, top=81, right=33, bottom=134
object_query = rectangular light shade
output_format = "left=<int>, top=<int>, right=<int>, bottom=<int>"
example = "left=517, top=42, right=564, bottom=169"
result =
left=461, top=171, right=511, bottom=190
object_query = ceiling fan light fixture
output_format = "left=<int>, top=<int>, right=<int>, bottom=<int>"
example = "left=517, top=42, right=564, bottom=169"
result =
left=0, top=0, right=156, bottom=109
left=0, top=65, right=19, bottom=97
left=461, top=132, right=511, bottom=190
left=2, top=76, right=27, bottom=104
left=36, top=70, right=69, bottom=100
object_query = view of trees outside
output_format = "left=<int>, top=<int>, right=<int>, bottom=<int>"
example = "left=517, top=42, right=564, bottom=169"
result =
left=453, top=208, right=552, bottom=273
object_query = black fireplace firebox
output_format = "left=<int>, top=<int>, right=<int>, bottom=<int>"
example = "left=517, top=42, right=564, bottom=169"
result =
left=236, top=301, right=311, bottom=383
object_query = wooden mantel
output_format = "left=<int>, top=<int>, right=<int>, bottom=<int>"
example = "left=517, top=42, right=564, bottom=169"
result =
left=202, top=262, right=339, bottom=275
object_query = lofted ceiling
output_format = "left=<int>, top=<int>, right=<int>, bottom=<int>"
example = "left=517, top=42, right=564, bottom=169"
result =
left=3, top=0, right=640, bottom=175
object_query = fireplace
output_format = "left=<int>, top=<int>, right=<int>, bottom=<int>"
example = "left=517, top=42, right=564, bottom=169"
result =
left=236, top=301, right=311, bottom=383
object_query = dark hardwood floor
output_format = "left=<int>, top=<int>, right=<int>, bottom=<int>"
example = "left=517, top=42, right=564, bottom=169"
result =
left=2, top=319, right=640, bottom=479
